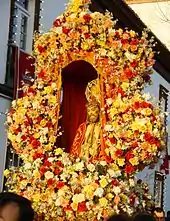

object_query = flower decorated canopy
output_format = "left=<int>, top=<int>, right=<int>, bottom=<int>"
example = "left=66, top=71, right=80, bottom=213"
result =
left=6, top=0, right=165, bottom=220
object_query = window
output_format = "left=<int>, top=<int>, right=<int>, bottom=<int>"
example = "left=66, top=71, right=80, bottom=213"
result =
left=159, top=85, right=169, bottom=155
left=11, top=0, right=29, bottom=50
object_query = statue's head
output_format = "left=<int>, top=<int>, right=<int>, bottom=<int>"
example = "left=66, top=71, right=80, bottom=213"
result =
left=86, top=102, right=100, bottom=123
left=85, top=78, right=100, bottom=104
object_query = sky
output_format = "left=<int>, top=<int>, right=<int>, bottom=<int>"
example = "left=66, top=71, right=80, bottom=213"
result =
left=40, top=0, right=69, bottom=33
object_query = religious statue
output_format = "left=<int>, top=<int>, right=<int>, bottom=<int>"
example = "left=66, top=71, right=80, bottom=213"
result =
left=70, top=78, right=101, bottom=159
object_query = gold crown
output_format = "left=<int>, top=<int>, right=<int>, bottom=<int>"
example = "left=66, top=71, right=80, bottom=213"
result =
left=85, top=78, right=101, bottom=103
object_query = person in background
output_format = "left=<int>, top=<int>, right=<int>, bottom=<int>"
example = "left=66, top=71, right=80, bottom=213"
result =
left=152, top=207, right=165, bottom=221
left=133, top=213, right=156, bottom=221
left=0, top=192, right=34, bottom=221
left=107, top=214, right=131, bottom=221
left=166, top=211, right=170, bottom=221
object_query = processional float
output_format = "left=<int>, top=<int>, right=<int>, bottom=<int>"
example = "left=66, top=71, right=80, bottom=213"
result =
left=5, top=0, right=165, bottom=220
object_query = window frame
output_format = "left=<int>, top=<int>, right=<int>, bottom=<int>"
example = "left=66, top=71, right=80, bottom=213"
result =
left=159, top=84, right=169, bottom=156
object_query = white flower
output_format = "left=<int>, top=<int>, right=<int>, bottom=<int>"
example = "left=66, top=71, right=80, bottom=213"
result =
left=45, top=171, right=54, bottom=180
left=107, top=169, right=116, bottom=178
left=94, top=188, right=104, bottom=197
left=75, top=162, right=84, bottom=171
left=72, top=194, right=85, bottom=203
left=100, top=161, right=107, bottom=166
left=87, top=163, right=95, bottom=172
left=129, top=179, right=135, bottom=187
left=51, top=82, right=57, bottom=89
left=142, top=93, right=151, bottom=101
left=48, top=157, right=54, bottom=162
left=24, top=163, right=31, bottom=169
left=125, top=51, right=136, bottom=61
left=106, top=98, right=113, bottom=105
left=104, top=124, right=113, bottom=132
left=113, top=186, right=121, bottom=195
left=55, top=26, right=62, bottom=34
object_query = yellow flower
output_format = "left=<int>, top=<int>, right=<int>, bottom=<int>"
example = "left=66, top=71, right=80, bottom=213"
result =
left=72, top=193, right=85, bottom=204
left=121, top=82, right=129, bottom=91
left=141, top=108, right=152, bottom=116
left=83, top=185, right=95, bottom=199
left=110, top=163, right=119, bottom=171
left=40, top=119, right=47, bottom=127
left=109, top=108, right=118, bottom=116
left=33, top=193, right=41, bottom=202
left=129, top=157, right=139, bottom=166
left=106, top=193, right=114, bottom=200
left=100, top=178, right=108, bottom=188
left=117, top=158, right=125, bottom=167
left=99, top=197, right=108, bottom=208
left=55, top=148, right=64, bottom=155
left=49, top=135, right=56, bottom=143
left=48, top=96, right=57, bottom=104
left=4, top=169, right=10, bottom=177
left=34, top=133, right=40, bottom=139
left=44, top=86, right=52, bottom=94
left=71, top=202, right=78, bottom=211
left=33, top=170, right=41, bottom=179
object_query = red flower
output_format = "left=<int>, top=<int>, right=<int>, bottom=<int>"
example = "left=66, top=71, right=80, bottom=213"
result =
left=21, top=135, right=27, bottom=141
left=62, top=27, right=70, bottom=35
left=31, top=139, right=40, bottom=148
left=121, top=39, right=128, bottom=45
left=64, top=205, right=72, bottom=211
left=109, top=137, right=117, bottom=144
left=130, top=39, right=138, bottom=45
left=33, top=153, right=44, bottom=160
left=125, top=68, right=134, bottom=79
left=28, top=88, right=36, bottom=94
left=117, top=88, right=124, bottom=97
left=83, top=14, right=91, bottom=22
left=131, top=61, right=137, bottom=68
left=53, top=18, right=62, bottom=27
left=78, top=202, right=87, bottom=212
left=126, top=152, right=134, bottom=161
left=54, top=167, right=61, bottom=175
left=56, top=181, right=65, bottom=189
left=38, top=45, right=46, bottom=53
left=46, top=121, right=53, bottom=128
left=14, top=127, right=21, bottom=134
left=131, top=142, right=138, bottom=149
left=56, top=161, right=64, bottom=168
left=36, top=116, right=42, bottom=123
left=125, top=165, right=135, bottom=174
left=105, top=156, right=113, bottom=164
left=38, top=70, right=45, bottom=79
left=134, top=101, right=141, bottom=109
left=111, top=179, right=119, bottom=186
left=130, top=195, right=135, bottom=205
left=84, top=33, right=90, bottom=39
left=44, top=160, right=52, bottom=167
left=115, top=149, right=123, bottom=157
left=47, top=178, right=54, bottom=186
left=40, top=166, right=48, bottom=174
left=20, top=176, right=26, bottom=181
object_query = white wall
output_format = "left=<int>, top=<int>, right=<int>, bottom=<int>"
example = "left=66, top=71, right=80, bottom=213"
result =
left=0, top=0, right=11, bottom=84
left=0, top=96, right=11, bottom=191
left=40, top=0, right=69, bottom=33
left=130, top=1, right=170, bottom=49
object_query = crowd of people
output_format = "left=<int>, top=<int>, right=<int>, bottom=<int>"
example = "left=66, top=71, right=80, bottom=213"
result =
left=0, top=192, right=168, bottom=221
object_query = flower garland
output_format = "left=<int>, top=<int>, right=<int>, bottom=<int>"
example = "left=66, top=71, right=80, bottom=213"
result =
left=5, top=0, right=165, bottom=220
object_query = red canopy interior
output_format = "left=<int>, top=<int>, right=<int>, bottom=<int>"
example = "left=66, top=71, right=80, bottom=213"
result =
left=59, top=60, right=98, bottom=152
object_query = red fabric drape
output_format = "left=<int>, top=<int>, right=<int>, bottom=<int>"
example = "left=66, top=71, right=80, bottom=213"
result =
left=60, top=60, right=98, bottom=152
left=61, top=81, right=87, bottom=152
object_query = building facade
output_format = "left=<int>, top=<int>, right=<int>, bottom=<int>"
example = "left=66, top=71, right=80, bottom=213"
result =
left=0, top=0, right=40, bottom=191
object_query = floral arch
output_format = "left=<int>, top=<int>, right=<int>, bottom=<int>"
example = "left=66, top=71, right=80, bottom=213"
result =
left=5, top=0, right=165, bottom=220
